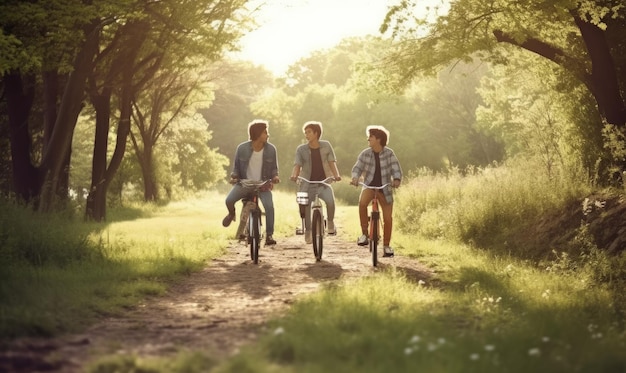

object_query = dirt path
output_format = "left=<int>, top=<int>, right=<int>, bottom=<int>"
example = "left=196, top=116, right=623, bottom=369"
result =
left=1, top=234, right=432, bottom=372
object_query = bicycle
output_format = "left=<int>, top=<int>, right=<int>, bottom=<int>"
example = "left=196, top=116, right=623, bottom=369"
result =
left=353, top=182, right=390, bottom=267
left=234, top=179, right=272, bottom=264
left=296, top=176, right=335, bottom=262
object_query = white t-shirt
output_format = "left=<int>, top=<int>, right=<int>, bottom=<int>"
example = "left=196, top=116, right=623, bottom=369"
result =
left=247, top=148, right=264, bottom=181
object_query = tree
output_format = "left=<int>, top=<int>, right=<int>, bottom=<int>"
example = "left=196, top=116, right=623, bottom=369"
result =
left=200, top=60, right=274, bottom=169
left=1, top=0, right=253, bottom=219
left=130, top=64, right=213, bottom=202
left=382, top=0, right=626, bottom=147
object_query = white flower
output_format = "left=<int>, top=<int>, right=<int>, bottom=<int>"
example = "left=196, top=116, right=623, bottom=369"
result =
left=542, top=336, right=550, bottom=343
left=528, top=347, right=541, bottom=356
left=409, top=335, right=421, bottom=344
left=273, top=326, right=285, bottom=335
left=404, top=347, right=414, bottom=355
left=484, top=344, right=495, bottom=351
left=470, top=353, right=480, bottom=361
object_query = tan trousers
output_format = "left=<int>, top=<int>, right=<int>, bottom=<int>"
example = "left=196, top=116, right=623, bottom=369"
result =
left=358, top=188, right=393, bottom=246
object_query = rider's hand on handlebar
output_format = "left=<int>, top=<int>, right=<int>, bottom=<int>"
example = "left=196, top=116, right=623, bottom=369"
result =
left=272, top=176, right=280, bottom=184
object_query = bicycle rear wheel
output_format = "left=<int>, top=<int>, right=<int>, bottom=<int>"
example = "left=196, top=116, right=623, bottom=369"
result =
left=249, top=209, right=260, bottom=264
left=370, top=211, right=379, bottom=267
left=312, top=209, right=323, bottom=261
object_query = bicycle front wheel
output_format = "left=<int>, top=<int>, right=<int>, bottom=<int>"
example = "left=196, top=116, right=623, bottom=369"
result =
left=249, top=209, right=261, bottom=264
left=370, top=211, right=379, bottom=267
left=312, top=209, right=323, bottom=261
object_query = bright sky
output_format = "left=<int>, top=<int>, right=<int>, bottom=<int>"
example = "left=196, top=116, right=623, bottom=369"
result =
left=234, top=0, right=394, bottom=76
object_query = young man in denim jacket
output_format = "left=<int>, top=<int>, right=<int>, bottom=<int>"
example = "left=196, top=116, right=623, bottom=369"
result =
left=223, top=119, right=280, bottom=245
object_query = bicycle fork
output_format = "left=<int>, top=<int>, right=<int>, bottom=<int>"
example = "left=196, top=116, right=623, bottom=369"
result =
left=369, top=197, right=380, bottom=243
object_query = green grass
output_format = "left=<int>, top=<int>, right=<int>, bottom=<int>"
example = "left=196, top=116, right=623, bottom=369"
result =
left=210, top=237, right=625, bottom=373
left=3, top=159, right=626, bottom=372
left=0, top=191, right=301, bottom=339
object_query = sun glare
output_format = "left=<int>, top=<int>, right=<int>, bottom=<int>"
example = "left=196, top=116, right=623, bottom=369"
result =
left=233, top=0, right=392, bottom=76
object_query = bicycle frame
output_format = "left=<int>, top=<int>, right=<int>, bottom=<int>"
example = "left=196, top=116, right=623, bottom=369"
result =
left=296, top=176, right=335, bottom=261
left=358, top=182, right=389, bottom=267
left=238, top=179, right=272, bottom=264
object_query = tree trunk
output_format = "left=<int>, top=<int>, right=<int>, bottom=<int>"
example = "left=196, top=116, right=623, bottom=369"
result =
left=85, top=90, right=111, bottom=221
left=83, top=19, right=150, bottom=220
left=38, top=22, right=100, bottom=212
left=4, top=72, right=39, bottom=203
left=139, top=143, right=158, bottom=202
left=572, top=13, right=626, bottom=127
left=42, top=71, right=70, bottom=206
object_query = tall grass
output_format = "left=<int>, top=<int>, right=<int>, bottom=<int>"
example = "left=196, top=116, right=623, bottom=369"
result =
left=394, top=158, right=592, bottom=252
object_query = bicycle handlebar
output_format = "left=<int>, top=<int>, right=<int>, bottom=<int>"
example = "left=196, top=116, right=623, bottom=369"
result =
left=296, top=176, right=336, bottom=186
left=356, top=182, right=390, bottom=189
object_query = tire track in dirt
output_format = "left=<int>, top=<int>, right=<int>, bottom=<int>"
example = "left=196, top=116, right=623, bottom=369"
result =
left=1, top=234, right=432, bottom=372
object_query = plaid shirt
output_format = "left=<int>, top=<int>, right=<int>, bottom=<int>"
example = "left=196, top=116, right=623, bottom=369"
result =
left=351, top=147, right=403, bottom=203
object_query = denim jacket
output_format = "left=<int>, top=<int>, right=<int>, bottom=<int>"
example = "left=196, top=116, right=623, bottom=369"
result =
left=294, top=140, right=337, bottom=192
left=231, top=141, right=279, bottom=181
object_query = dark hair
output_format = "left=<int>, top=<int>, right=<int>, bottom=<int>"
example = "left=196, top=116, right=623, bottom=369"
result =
left=248, top=120, right=268, bottom=141
left=302, top=121, right=323, bottom=140
left=368, top=127, right=389, bottom=147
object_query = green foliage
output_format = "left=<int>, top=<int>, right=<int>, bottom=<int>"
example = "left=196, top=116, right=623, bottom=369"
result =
left=476, top=51, right=602, bottom=175
left=394, top=157, right=591, bottom=252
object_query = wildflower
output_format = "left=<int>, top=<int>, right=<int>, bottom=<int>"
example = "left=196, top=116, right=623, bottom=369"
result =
left=484, top=344, right=495, bottom=351
left=542, top=289, right=551, bottom=298
left=418, top=280, right=426, bottom=286
left=409, top=335, right=421, bottom=344
left=542, top=336, right=550, bottom=343
left=438, top=338, right=446, bottom=345
left=273, top=326, right=285, bottom=335
left=427, top=343, right=438, bottom=352
left=587, top=323, right=598, bottom=332
left=404, top=347, right=414, bottom=355
left=470, top=353, right=480, bottom=361
left=528, top=348, right=541, bottom=356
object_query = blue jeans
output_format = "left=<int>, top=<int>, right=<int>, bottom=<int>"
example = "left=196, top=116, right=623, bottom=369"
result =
left=303, top=184, right=335, bottom=231
left=225, top=184, right=275, bottom=236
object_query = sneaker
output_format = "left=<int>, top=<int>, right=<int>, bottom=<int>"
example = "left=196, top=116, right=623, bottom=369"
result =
left=357, top=234, right=368, bottom=246
left=327, top=220, right=336, bottom=235
left=265, top=235, right=276, bottom=245
left=305, top=230, right=312, bottom=244
left=383, top=246, right=394, bottom=257
left=222, top=213, right=235, bottom=227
